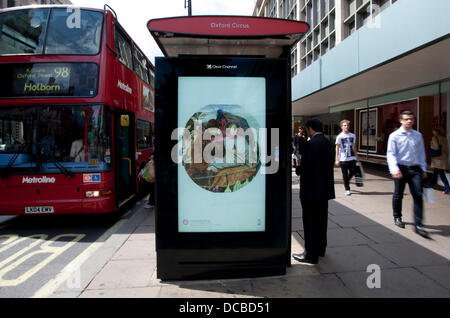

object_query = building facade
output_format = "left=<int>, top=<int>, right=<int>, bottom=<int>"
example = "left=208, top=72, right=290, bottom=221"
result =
left=254, top=0, right=450, bottom=173
left=254, top=0, right=399, bottom=77
left=0, top=0, right=71, bottom=9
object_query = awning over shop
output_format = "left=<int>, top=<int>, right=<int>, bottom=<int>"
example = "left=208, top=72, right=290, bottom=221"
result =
left=292, top=36, right=450, bottom=116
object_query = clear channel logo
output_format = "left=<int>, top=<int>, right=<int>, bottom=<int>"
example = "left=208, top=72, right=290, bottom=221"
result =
left=206, top=64, right=238, bottom=70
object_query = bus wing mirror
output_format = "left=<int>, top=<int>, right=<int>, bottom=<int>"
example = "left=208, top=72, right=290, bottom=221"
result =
left=120, top=115, right=129, bottom=127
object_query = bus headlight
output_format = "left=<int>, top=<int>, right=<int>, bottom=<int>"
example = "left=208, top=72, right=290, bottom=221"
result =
left=85, top=191, right=100, bottom=198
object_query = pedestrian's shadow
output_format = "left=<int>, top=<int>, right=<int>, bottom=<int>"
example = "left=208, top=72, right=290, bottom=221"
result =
left=351, top=190, right=395, bottom=195
left=403, top=223, right=450, bottom=238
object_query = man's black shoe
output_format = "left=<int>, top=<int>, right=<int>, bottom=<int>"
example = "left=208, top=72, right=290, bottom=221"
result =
left=292, top=253, right=318, bottom=264
left=394, top=218, right=405, bottom=228
left=415, top=225, right=430, bottom=238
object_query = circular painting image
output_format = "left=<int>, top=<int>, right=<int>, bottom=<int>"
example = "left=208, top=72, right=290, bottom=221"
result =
left=182, top=104, right=261, bottom=193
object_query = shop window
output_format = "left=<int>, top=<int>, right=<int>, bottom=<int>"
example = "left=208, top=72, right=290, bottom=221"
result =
left=433, top=94, right=447, bottom=131
left=359, top=108, right=377, bottom=152
left=375, top=99, right=417, bottom=156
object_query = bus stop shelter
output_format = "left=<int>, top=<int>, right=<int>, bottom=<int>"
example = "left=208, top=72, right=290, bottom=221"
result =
left=148, top=16, right=309, bottom=280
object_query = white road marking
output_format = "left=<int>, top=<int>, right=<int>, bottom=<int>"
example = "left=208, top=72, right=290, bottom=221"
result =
left=0, top=234, right=85, bottom=287
left=32, top=218, right=126, bottom=298
left=0, top=234, right=48, bottom=267
left=0, top=234, right=20, bottom=251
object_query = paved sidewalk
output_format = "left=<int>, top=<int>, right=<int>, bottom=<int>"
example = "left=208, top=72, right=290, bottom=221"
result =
left=55, top=167, right=450, bottom=298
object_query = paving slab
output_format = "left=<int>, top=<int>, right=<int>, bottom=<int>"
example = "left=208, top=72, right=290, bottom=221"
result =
left=415, top=264, right=450, bottom=291
left=316, top=245, right=397, bottom=274
left=291, top=217, right=303, bottom=231
left=80, top=286, right=161, bottom=298
left=127, top=226, right=155, bottom=241
left=111, top=238, right=156, bottom=260
left=286, top=263, right=321, bottom=277
left=169, top=280, right=257, bottom=298
left=158, top=283, right=254, bottom=298
left=326, top=227, right=374, bottom=247
left=354, top=225, right=411, bottom=244
left=370, top=241, right=450, bottom=267
left=293, top=220, right=341, bottom=236
left=140, top=213, right=156, bottom=227
left=337, top=267, right=450, bottom=298
left=364, top=212, right=405, bottom=226
left=86, top=259, right=156, bottom=290
left=328, top=200, right=358, bottom=216
left=248, top=274, right=352, bottom=298
left=329, top=213, right=381, bottom=228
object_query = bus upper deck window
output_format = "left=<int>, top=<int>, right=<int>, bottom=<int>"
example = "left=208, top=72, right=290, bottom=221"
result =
left=0, top=9, right=49, bottom=55
left=114, top=27, right=133, bottom=70
left=45, top=9, right=103, bottom=55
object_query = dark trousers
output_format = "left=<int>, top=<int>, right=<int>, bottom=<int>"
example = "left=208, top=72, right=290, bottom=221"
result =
left=301, top=197, right=328, bottom=259
left=393, top=165, right=423, bottom=226
left=148, top=182, right=155, bottom=205
left=340, top=160, right=357, bottom=190
left=427, top=168, right=450, bottom=190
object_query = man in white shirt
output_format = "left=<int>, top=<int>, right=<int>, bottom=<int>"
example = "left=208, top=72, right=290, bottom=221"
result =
left=386, top=110, right=429, bottom=238
left=335, top=120, right=358, bottom=195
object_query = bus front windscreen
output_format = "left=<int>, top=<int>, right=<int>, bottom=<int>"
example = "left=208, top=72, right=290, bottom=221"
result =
left=0, top=8, right=103, bottom=55
left=0, top=105, right=112, bottom=174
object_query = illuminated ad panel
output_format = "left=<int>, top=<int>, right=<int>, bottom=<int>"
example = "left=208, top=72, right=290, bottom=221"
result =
left=178, top=77, right=266, bottom=232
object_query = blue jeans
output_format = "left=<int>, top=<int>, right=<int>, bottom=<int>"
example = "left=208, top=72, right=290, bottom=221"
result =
left=393, top=165, right=423, bottom=226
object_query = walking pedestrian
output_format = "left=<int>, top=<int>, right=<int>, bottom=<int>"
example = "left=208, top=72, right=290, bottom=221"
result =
left=386, top=110, right=429, bottom=238
left=293, top=118, right=335, bottom=264
left=140, top=153, right=156, bottom=208
left=335, top=119, right=359, bottom=195
left=425, top=127, right=449, bottom=194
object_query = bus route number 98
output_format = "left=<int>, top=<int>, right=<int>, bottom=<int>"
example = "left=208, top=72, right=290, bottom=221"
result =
left=54, top=67, right=70, bottom=78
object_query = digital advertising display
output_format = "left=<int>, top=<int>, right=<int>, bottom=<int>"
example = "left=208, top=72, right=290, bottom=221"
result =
left=177, top=76, right=266, bottom=232
left=154, top=56, right=291, bottom=280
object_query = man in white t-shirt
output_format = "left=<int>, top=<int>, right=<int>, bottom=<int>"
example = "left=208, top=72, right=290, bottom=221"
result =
left=335, top=119, right=359, bottom=195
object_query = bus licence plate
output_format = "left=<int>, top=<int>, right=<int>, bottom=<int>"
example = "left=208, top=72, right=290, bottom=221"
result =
left=25, top=206, right=55, bottom=214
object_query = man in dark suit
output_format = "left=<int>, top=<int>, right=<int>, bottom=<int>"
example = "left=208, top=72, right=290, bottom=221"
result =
left=293, top=118, right=335, bottom=264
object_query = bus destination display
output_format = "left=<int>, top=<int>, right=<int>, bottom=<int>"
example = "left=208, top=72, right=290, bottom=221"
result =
left=0, top=63, right=98, bottom=97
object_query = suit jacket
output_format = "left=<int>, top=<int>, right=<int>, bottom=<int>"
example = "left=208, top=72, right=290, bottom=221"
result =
left=299, top=133, right=335, bottom=201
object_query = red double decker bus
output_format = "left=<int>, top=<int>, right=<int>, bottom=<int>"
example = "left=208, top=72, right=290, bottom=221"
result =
left=0, top=5, right=155, bottom=215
